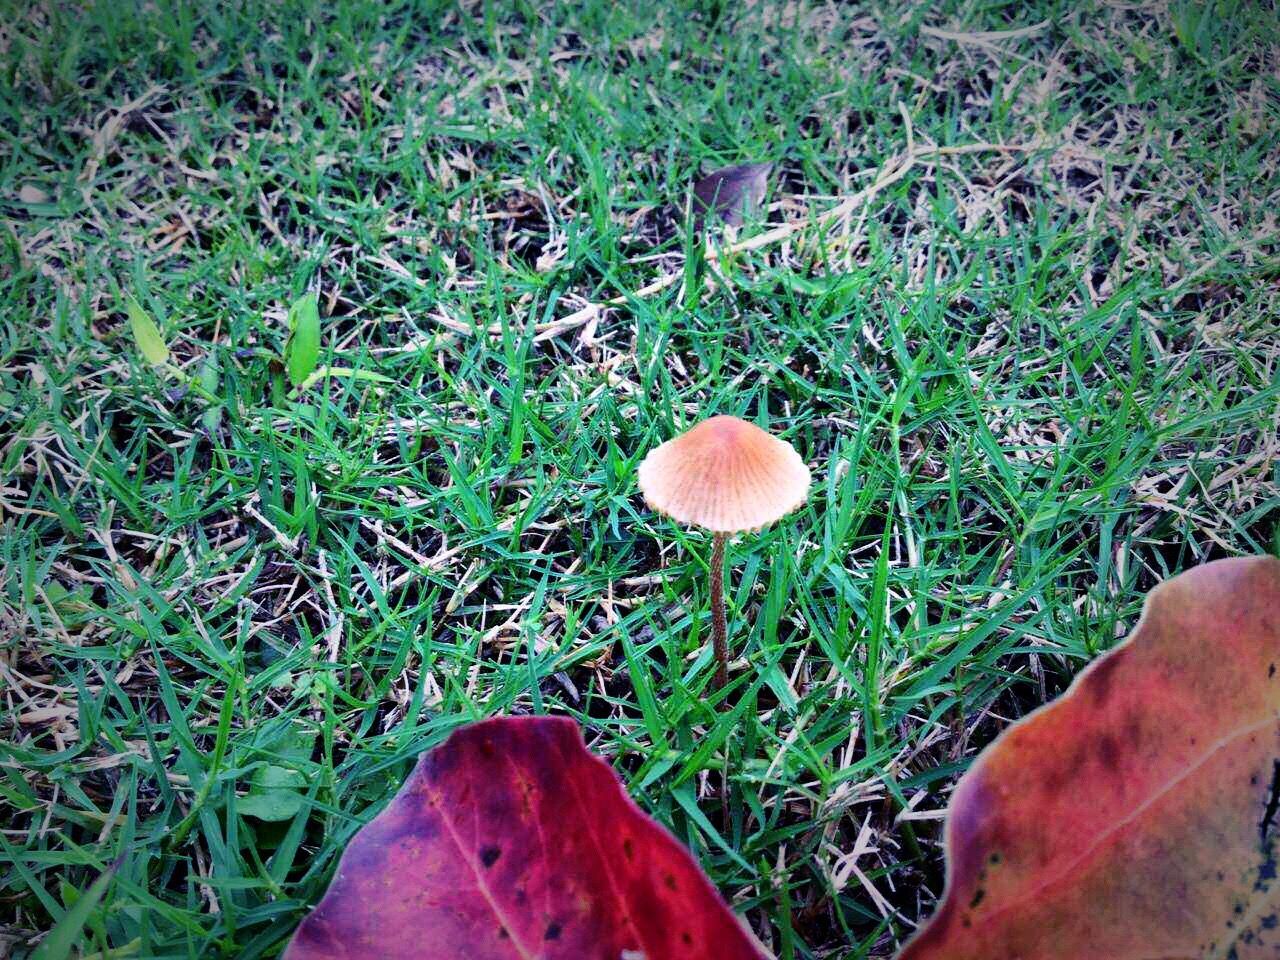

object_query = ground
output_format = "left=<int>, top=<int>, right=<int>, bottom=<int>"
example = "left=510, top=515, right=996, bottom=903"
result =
left=2, top=0, right=1278, bottom=957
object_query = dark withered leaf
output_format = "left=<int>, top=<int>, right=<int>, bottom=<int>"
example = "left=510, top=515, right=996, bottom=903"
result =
left=692, top=162, right=771, bottom=227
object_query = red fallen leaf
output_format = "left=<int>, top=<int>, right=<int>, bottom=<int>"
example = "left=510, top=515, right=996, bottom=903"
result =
left=286, top=715, right=769, bottom=960
left=900, top=556, right=1280, bottom=960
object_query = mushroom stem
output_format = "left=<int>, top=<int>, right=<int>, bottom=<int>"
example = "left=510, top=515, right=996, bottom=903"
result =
left=710, top=532, right=729, bottom=687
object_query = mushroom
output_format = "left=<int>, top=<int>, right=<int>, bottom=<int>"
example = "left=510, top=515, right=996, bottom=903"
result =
left=638, top=415, right=810, bottom=687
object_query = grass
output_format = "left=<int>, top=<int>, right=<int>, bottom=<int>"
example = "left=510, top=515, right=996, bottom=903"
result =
left=1, top=0, right=1278, bottom=956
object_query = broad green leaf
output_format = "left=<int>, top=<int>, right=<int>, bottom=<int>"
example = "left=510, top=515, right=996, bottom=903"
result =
left=264, top=724, right=316, bottom=763
left=239, top=765, right=307, bottom=822
left=126, top=296, right=169, bottom=366
left=239, top=726, right=315, bottom=822
left=285, top=292, right=321, bottom=388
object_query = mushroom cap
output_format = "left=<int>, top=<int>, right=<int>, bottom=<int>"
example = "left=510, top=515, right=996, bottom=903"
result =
left=637, top=415, right=810, bottom=534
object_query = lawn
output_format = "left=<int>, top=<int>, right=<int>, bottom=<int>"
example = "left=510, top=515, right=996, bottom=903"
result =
left=2, top=0, right=1278, bottom=956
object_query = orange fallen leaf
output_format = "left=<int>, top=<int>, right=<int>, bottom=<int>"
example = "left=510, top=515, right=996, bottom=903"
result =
left=901, top=555, right=1280, bottom=959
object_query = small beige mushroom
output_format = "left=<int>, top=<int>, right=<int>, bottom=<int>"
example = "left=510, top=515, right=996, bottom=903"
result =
left=638, top=415, right=810, bottom=687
